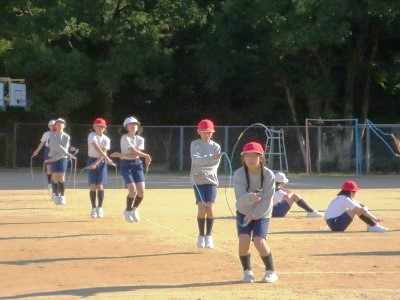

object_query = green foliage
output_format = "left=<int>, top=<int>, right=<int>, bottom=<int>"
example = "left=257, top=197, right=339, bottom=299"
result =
left=0, top=0, right=399, bottom=125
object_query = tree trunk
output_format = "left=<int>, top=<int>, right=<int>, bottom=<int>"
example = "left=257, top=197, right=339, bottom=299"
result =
left=361, top=30, right=378, bottom=123
left=104, top=90, right=113, bottom=120
left=283, top=83, right=307, bottom=169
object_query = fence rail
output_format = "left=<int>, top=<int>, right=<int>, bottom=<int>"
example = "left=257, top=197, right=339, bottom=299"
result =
left=13, top=123, right=400, bottom=174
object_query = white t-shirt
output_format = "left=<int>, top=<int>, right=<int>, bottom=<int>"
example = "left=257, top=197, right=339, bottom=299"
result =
left=40, top=131, right=51, bottom=147
left=88, top=132, right=110, bottom=158
left=273, top=189, right=287, bottom=205
left=120, top=134, right=144, bottom=158
left=324, top=195, right=361, bottom=220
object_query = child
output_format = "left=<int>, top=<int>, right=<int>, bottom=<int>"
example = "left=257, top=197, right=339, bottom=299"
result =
left=272, top=172, right=323, bottom=218
left=325, top=180, right=388, bottom=232
left=32, top=120, right=56, bottom=190
left=48, top=118, right=73, bottom=205
left=87, top=118, right=113, bottom=218
left=234, top=142, right=278, bottom=283
left=190, top=119, right=221, bottom=249
left=110, top=117, right=151, bottom=223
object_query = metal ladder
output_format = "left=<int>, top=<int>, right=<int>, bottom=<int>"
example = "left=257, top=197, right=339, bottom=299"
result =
left=265, top=128, right=289, bottom=173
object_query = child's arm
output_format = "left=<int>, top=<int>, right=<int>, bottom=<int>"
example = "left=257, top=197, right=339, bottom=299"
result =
left=127, top=146, right=151, bottom=165
left=355, top=206, right=383, bottom=222
left=89, top=155, right=105, bottom=169
left=281, top=187, right=294, bottom=198
left=250, top=172, right=275, bottom=220
left=33, top=141, right=46, bottom=156
left=234, top=173, right=258, bottom=206
left=190, top=143, right=220, bottom=166
left=91, top=142, right=113, bottom=165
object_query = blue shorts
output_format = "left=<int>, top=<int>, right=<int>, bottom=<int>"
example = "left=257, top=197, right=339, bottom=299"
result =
left=193, top=184, right=217, bottom=204
left=51, top=158, right=68, bottom=173
left=272, top=200, right=291, bottom=217
left=121, top=159, right=145, bottom=185
left=326, top=212, right=353, bottom=232
left=236, top=211, right=270, bottom=239
left=87, top=157, right=107, bottom=186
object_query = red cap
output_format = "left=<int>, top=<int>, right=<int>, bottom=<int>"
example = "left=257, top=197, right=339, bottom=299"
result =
left=341, top=180, right=360, bottom=192
left=241, top=142, right=264, bottom=155
left=197, top=119, right=215, bottom=132
left=93, top=118, right=107, bottom=127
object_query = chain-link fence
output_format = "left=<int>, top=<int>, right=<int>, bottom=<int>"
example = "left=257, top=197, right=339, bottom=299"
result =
left=12, top=123, right=400, bottom=174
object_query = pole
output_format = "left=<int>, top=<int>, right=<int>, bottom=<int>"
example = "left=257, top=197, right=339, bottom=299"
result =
left=179, top=126, right=184, bottom=171
left=224, top=126, right=229, bottom=172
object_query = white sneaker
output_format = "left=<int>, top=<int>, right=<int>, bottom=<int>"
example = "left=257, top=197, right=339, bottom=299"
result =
left=91, top=208, right=97, bottom=218
left=59, top=196, right=66, bottom=205
left=262, top=270, right=278, bottom=283
left=52, top=194, right=59, bottom=205
left=97, top=207, right=104, bottom=218
left=242, top=269, right=254, bottom=283
left=367, top=224, right=388, bottom=232
left=47, top=184, right=52, bottom=191
left=132, top=208, right=140, bottom=222
left=123, top=210, right=134, bottom=223
left=205, top=235, right=214, bottom=248
left=197, top=235, right=206, bottom=248
left=307, top=210, right=324, bottom=218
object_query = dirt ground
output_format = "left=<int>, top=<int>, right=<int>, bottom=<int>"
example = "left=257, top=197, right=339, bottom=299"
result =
left=0, top=187, right=399, bottom=299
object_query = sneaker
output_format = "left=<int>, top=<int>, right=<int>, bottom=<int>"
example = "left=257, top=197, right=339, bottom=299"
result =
left=97, top=207, right=104, bottom=218
left=367, top=224, right=388, bottom=232
left=52, top=194, right=59, bottom=205
left=307, top=210, right=324, bottom=218
left=91, top=208, right=97, bottom=218
left=205, top=235, right=214, bottom=248
left=47, top=184, right=52, bottom=191
left=197, top=235, right=206, bottom=248
left=132, top=208, right=140, bottom=222
left=123, top=210, right=134, bottom=223
left=59, top=196, right=66, bottom=205
left=242, top=269, right=254, bottom=283
left=262, top=270, right=278, bottom=283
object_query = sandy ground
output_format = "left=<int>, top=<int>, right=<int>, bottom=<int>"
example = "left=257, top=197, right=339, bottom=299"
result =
left=0, top=186, right=399, bottom=299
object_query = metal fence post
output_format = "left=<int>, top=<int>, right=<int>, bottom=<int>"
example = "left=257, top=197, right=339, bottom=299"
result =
left=317, top=126, right=322, bottom=173
left=179, top=126, right=184, bottom=171
left=224, top=126, right=229, bottom=172
left=13, top=123, right=17, bottom=168
left=366, top=126, right=370, bottom=173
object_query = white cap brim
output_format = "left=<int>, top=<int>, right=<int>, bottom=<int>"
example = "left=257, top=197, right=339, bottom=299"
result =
left=55, top=118, right=66, bottom=124
left=123, top=117, right=140, bottom=127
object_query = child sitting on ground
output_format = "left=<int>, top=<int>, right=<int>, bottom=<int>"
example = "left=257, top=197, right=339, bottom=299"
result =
left=272, top=172, right=323, bottom=218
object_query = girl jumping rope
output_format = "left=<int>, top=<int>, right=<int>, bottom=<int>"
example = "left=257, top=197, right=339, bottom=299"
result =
left=32, top=120, right=56, bottom=190
left=48, top=118, right=74, bottom=205
left=190, top=119, right=221, bottom=249
left=234, top=142, right=277, bottom=283
left=87, top=118, right=113, bottom=218
left=325, top=180, right=388, bottom=232
left=110, top=117, right=151, bottom=223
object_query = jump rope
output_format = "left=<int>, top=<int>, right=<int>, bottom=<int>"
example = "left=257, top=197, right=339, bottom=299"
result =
left=193, top=123, right=272, bottom=228
left=230, top=123, right=271, bottom=227
left=50, top=149, right=79, bottom=200
left=221, top=123, right=323, bottom=228
left=75, top=162, right=118, bottom=190
left=30, top=124, right=328, bottom=229
left=191, top=151, right=246, bottom=227
left=363, top=119, right=400, bottom=157
left=31, top=148, right=80, bottom=201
